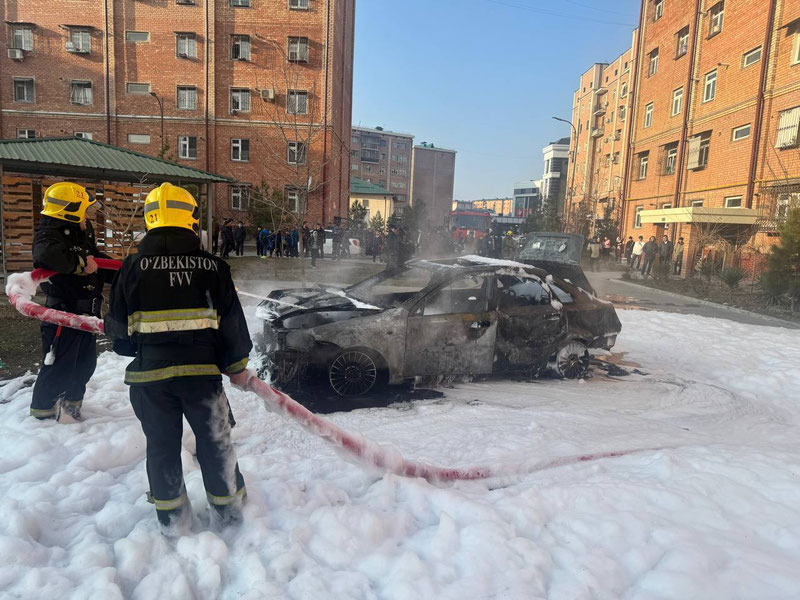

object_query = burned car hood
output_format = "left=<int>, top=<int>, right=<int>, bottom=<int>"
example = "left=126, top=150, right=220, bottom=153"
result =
left=257, top=287, right=381, bottom=324
left=518, top=233, right=593, bottom=293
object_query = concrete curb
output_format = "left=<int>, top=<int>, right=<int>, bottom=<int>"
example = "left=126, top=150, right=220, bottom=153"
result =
left=613, top=277, right=800, bottom=328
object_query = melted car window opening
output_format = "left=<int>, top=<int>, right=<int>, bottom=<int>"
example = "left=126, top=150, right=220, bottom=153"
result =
left=422, top=275, right=490, bottom=316
left=497, top=275, right=551, bottom=308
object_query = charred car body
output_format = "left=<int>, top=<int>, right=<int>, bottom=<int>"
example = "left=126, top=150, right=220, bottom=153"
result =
left=256, top=257, right=621, bottom=397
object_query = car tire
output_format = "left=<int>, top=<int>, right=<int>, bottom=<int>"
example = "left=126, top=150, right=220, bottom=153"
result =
left=550, top=341, right=590, bottom=379
left=328, top=348, right=387, bottom=397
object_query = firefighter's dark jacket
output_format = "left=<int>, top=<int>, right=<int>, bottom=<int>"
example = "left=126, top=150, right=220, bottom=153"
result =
left=106, top=227, right=252, bottom=386
left=33, top=216, right=111, bottom=308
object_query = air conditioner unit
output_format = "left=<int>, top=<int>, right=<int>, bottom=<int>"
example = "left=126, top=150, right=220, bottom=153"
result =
left=260, top=88, right=275, bottom=100
left=7, top=48, right=24, bottom=60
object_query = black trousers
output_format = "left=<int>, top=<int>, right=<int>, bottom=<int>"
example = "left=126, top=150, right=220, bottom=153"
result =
left=31, top=322, right=96, bottom=418
left=130, top=378, right=246, bottom=527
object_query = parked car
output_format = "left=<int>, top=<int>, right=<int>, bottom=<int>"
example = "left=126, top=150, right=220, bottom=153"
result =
left=256, top=256, right=621, bottom=397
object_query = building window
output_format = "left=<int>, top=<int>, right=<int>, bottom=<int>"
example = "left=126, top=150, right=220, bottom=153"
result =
left=125, top=31, right=149, bottom=43
left=17, top=129, right=35, bottom=139
left=176, top=86, right=198, bottom=110
left=653, top=0, right=664, bottom=21
left=231, top=186, right=251, bottom=211
left=126, top=82, right=151, bottom=95
left=231, top=35, right=251, bottom=60
left=69, top=80, right=93, bottom=105
left=390, top=168, right=407, bottom=176
left=664, top=143, right=678, bottom=174
left=671, top=87, right=683, bottom=116
left=724, top=196, right=742, bottom=208
left=230, top=88, right=251, bottom=112
left=13, top=78, right=35, bottom=103
left=648, top=48, right=659, bottom=76
left=287, top=141, right=307, bottom=165
left=12, top=27, right=34, bottom=51
left=67, top=28, right=91, bottom=54
left=742, top=46, right=762, bottom=68
left=288, top=37, right=309, bottom=62
left=619, top=105, right=626, bottom=121
left=703, top=70, right=717, bottom=102
left=732, top=124, right=751, bottom=141
left=391, top=181, right=406, bottom=189
left=638, top=152, right=649, bottom=179
left=289, top=0, right=309, bottom=9
left=74, top=132, right=93, bottom=139
left=775, top=106, right=800, bottom=149
left=643, top=102, right=653, bottom=128
left=691, top=200, right=704, bottom=207
left=676, top=26, right=690, bottom=58
left=178, top=136, right=197, bottom=159
left=127, top=134, right=151, bottom=144
left=708, top=2, right=724, bottom=37
left=176, top=33, right=197, bottom=59
left=634, top=206, right=643, bottom=228
left=231, top=138, right=250, bottom=161
left=230, top=0, right=250, bottom=6
left=351, top=163, right=359, bottom=171
left=287, top=90, right=308, bottom=114
left=620, top=82, right=628, bottom=98
left=687, top=132, right=711, bottom=169
left=793, top=29, right=800, bottom=65
left=286, top=188, right=306, bottom=212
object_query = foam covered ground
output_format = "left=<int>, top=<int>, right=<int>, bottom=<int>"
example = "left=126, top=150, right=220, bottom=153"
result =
left=1, top=310, right=799, bottom=599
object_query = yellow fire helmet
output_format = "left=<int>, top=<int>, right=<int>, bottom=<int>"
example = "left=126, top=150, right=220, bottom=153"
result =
left=41, top=182, right=95, bottom=223
left=143, top=182, right=200, bottom=233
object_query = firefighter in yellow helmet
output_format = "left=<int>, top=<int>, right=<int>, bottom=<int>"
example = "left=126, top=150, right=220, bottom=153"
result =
left=106, top=182, right=251, bottom=535
left=502, top=229, right=517, bottom=260
left=31, top=182, right=111, bottom=422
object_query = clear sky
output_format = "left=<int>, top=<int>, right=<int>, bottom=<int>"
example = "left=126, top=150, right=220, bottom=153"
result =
left=352, top=0, right=641, bottom=201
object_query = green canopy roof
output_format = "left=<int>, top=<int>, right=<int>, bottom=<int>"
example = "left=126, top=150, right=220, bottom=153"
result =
left=350, top=176, right=391, bottom=196
left=0, top=137, right=233, bottom=184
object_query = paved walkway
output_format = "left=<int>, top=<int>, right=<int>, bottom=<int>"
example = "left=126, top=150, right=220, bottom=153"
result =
left=586, top=268, right=799, bottom=329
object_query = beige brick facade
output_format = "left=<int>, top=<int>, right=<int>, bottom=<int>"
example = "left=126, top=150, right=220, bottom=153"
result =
left=0, top=0, right=354, bottom=226
left=567, top=0, right=800, bottom=275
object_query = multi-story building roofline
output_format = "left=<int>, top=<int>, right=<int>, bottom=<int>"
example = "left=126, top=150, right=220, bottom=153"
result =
left=352, top=125, right=414, bottom=139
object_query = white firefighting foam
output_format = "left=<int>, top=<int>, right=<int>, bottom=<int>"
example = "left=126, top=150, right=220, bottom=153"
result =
left=1, top=309, right=800, bottom=598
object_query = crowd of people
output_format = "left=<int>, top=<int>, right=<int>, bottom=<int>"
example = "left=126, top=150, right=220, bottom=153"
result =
left=587, top=233, right=685, bottom=276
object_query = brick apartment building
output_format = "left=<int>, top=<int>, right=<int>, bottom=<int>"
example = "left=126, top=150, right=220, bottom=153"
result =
left=349, top=126, right=414, bottom=211
left=567, top=32, right=638, bottom=235
left=0, top=0, right=355, bottom=226
left=566, top=0, right=800, bottom=275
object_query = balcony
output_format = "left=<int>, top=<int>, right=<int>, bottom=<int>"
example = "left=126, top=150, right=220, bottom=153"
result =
left=593, top=103, right=607, bottom=116
left=591, top=127, right=604, bottom=138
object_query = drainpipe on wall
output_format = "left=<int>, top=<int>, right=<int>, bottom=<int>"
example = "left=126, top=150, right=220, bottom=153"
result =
left=673, top=0, right=703, bottom=208
left=321, top=0, right=331, bottom=224
left=104, top=0, right=112, bottom=143
left=746, top=0, right=779, bottom=209
left=0, top=165, right=7, bottom=282
left=620, top=4, right=646, bottom=232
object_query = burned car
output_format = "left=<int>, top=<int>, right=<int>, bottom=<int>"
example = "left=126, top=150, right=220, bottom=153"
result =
left=256, top=257, right=621, bottom=397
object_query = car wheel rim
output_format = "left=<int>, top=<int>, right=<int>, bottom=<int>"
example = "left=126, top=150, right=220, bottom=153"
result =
left=329, top=351, right=378, bottom=396
left=557, top=342, right=588, bottom=379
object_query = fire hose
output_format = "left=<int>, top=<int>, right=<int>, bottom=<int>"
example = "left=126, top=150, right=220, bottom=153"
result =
left=6, top=259, right=661, bottom=482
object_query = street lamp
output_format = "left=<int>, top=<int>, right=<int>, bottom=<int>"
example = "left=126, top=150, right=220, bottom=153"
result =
left=150, top=92, right=165, bottom=156
left=552, top=116, right=577, bottom=233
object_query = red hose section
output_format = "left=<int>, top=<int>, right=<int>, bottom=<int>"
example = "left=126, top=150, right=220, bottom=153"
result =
left=6, top=261, right=663, bottom=482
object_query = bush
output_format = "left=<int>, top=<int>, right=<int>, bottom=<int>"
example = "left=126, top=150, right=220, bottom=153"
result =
left=720, top=266, right=745, bottom=290
left=759, top=271, right=788, bottom=306
left=696, top=259, right=717, bottom=282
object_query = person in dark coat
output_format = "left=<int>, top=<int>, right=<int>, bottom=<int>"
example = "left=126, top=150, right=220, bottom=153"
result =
left=221, top=219, right=234, bottom=258
left=659, top=235, right=674, bottom=267
left=624, top=236, right=635, bottom=265
left=641, top=236, right=659, bottom=276
left=233, top=221, right=246, bottom=256
left=302, top=222, right=311, bottom=257
left=106, top=183, right=251, bottom=536
left=316, top=224, right=326, bottom=257
left=30, top=182, right=113, bottom=422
